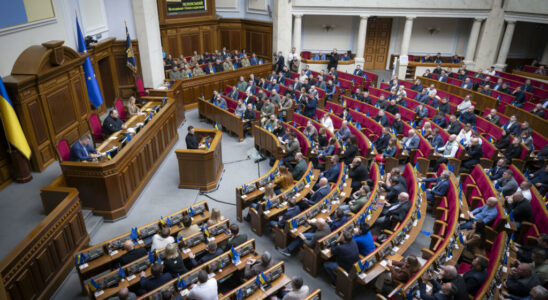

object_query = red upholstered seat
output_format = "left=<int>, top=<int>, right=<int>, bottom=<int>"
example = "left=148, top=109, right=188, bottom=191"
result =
left=301, top=51, right=311, bottom=59
left=115, top=99, right=127, bottom=122
left=57, top=139, right=70, bottom=161
left=88, top=113, right=104, bottom=145
left=135, top=75, right=146, bottom=97
left=457, top=262, right=472, bottom=274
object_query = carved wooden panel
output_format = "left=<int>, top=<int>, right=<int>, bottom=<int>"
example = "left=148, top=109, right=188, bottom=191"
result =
left=36, top=248, right=56, bottom=284
left=73, top=80, right=88, bottom=118
left=168, top=35, right=179, bottom=56
left=44, top=86, right=77, bottom=135
left=364, top=18, right=392, bottom=70
left=180, top=33, right=201, bottom=56
left=202, top=31, right=212, bottom=52
left=26, top=100, right=48, bottom=145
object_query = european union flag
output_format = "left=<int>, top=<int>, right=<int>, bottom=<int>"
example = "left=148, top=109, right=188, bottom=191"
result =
left=218, top=257, right=225, bottom=269
left=177, top=275, right=187, bottom=289
left=329, top=108, right=333, bottom=114
left=118, top=265, right=125, bottom=278
left=76, top=17, right=103, bottom=108
left=166, top=217, right=173, bottom=227
left=420, top=230, right=431, bottom=236
left=366, top=111, right=370, bottom=117
left=524, top=169, right=530, bottom=178
left=356, top=123, right=362, bottom=130
left=124, top=23, right=137, bottom=73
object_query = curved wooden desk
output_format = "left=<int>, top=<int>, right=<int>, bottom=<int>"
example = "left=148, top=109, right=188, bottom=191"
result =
left=175, top=128, right=223, bottom=191
left=60, top=99, right=178, bottom=220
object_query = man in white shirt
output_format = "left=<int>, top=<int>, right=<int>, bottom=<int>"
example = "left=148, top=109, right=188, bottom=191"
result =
left=456, top=95, right=472, bottom=113
left=456, top=124, right=473, bottom=146
left=151, top=227, right=174, bottom=251
left=432, top=134, right=459, bottom=170
left=188, top=270, right=218, bottom=300
left=484, top=66, right=496, bottom=76
left=512, top=181, right=533, bottom=202
left=288, top=47, right=301, bottom=63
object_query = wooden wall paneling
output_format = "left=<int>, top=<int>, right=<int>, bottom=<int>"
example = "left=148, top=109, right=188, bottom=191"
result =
left=112, top=40, right=140, bottom=99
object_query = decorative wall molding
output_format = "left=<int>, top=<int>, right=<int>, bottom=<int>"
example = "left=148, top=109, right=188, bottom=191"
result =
left=290, top=7, right=490, bottom=19
left=0, top=17, right=58, bottom=36
left=216, top=0, right=240, bottom=12
left=247, top=0, right=269, bottom=15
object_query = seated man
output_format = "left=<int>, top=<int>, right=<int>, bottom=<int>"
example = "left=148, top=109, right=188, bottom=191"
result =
left=485, top=158, right=508, bottom=181
left=177, top=214, right=200, bottom=240
left=111, top=287, right=136, bottom=300
left=503, top=262, right=541, bottom=299
left=69, top=135, right=101, bottom=161
left=380, top=176, right=407, bottom=204
left=461, top=138, right=482, bottom=173
left=284, top=133, right=301, bottom=163
left=460, top=106, right=477, bottom=126
left=460, top=197, right=498, bottom=230
left=348, top=158, right=369, bottom=192
left=373, top=192, right=410, bottom=232
left=323, top=230, right=359, bottom=283
left=374, top=110, right=390, bottom=127
left=531, top=248, right=548, bottom=287
left=327, top=208, right=350, bottom=231
left=374, top=127, right=391, bottom=153
left=244, top=251, right=275, bottom=279
left=422, top=170, right=451, bottom=204
left=336, top=121, right=352, bottom=142
left=279, top=218, right=331, bottom=256
left=242, top=104, right=257, bottom=136
left=353, top=222, right=376, bottom=256
left=507, top=192, right=534, bottom=228
left=463, top=257, right=489, bottom=296
left=299, top=177, right=330, bottom=210
left=138, top=262, right=172, bottom=294
left=318, top=155, right=341, bottom=183
left=226, top=223, right=248, bottom=250
left=529, top=165, right=548, bottom=192
left=291, top=153, right=307, bottom=180
left=514, top=180, right=533, bottom=202
left=119, top=240, right=147, bottom=266
left=187, top=270, right=218, bottom=300
left=279, top=276, right=310, bottom=300
left=494, top=170, right=518, bottom=197
left=188, top=241, right=223, bottom=267
left=102, top=109, right=127, bottom=137
left=340, top=184, right=371, bottom=214
left=270, top=198, right=300, bottom=229
left=402, top=130, right=420, bottom=151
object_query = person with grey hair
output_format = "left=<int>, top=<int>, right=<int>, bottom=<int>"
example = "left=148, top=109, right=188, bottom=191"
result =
left=422, top=170, right=451, bottom=204
left=503, top=262, right=541, bottom=299
left=108, top=286, right=136, bottom=300
left=507, top=191, right=534, bottom=228
left=69, top=135, right=101, bottom=161
left=244, top=251, right=275, bottom=279
left=460, top=197, right=499, bottom=229
left=494, top=170, right=518, bottom=197
left=280, top=276, right=310, bottom=300
left=279, top=218, right=331, bottom=257
left=373, top=192, right=411, bottom=232
left=529, top=285, right=548, bottom=300
left=434, top=265, right=469, bottom=300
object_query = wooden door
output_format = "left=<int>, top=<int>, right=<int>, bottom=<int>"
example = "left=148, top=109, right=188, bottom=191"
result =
left=98, top=58, right=116, bottom=108
left=364, top=18, right=392, bottom=70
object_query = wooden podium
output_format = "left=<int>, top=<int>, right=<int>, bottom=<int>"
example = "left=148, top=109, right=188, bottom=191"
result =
left=175, top=129, right=223, bottom=191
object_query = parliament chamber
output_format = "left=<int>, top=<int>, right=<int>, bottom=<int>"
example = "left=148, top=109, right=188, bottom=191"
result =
left=0, top=0, right=547, bottom=300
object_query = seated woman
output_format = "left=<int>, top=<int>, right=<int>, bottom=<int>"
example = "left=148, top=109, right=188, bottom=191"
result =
left=207, top=208, right=226, bottom=226
left=381, top=138, right=397, bottom=161
left=274, top=166, right=294, bottom=194
left=245, top=183, right=276, bottom=221
left=127, top=96, right=144, bottom=116
left=459, top=220, right=486, bottom=264
left=495, top=129, right=511, bottom=151
left=318, top=127, right=329, bottom=148
left=312, top=137, right=336, bottom=168
left=342, top=135, right=359, bottom=165
left=375, top=255, right=421, bottom=294
left=164, top=243, right=188, bottom=277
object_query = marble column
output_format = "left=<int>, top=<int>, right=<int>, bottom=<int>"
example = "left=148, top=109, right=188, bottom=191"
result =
left=273, top=0, right=292, bottom=58
left=474, top=0, right=504, bottom=70
left=398, top=16, right=415, bottom=79
left=463, top=18, right=484, bottom=68
left=292, top=14, right=303, bottom=54
left=354, top=15, right=369, bottom=64
left=131, top=0, right=164, bottom=88
left=494, top=20, right=516, bottom=70
left=540, top=41, right=548, bottom=65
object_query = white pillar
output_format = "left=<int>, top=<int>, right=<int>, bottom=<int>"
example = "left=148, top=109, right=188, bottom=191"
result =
left=495, top=20, right=516, bottom=70
left=540, top=42, right=548, bottom=65
left=292, top=14, right=303, bottom=54
left=354, top=15, right=369, bottom=64
left=273, top=0, right=292, bottom=58
left=131, top=0, right=164, bottom=88
left=463, top=18, right=484, bottom=68
left=398, top=16, right=415, bottom=79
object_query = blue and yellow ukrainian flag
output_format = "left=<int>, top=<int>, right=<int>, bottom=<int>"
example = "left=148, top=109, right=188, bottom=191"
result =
left=76, top=17, right=104, bottom=108
left=125, top=22, right=137, bottom=73
left=0, top=78, right=31, bottom=159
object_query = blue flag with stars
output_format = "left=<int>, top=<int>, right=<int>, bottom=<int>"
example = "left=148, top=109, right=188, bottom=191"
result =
left=76, top=17, right=103, bottom=108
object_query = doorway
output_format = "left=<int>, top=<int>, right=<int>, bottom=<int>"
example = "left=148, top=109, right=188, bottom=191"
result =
left=363, top=18, right=392, bottom=70
left=97, top=58, right=116, bottom=108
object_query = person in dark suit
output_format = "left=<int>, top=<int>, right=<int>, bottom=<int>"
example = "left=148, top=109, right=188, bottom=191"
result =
left=438, top=97, right=451, bottom=115
left=507, top=191, right=534, bottom=227
left=486, top=158, right=508, bottom=181
left=300, top=178, right=330, bottom=209
left=327, top=49, right=339, bottom=71
left=138, top=263, right=173, bottom=294
left=420, top=274, right=458, bottom=300
left=185, top=126, right=204, bottom=150
left=102, top=109, right=126, bottom=137
left=422, top=170, right=451, bottom=204
left=460, top=106, right=477, bottom=125
left=402, top=130, right=420, bottom=150
left=504, top=138, right=523, bottom=161
left=203, top=62, right=215, bottom=74
left=348, top=158, right=369, bottom=192
left=374, top=110, right=390, bottom=127
left=445, top=115, right=462, bottom=135
left=463, top=256, right=488, bottom=296
left=227, top=86, right=239, bottom=99
left=119, top=240, right=147, bottom=266
left=275, top=51, right=285, bottom=73
left=511, top=86, right=526, bottom=107
left=391, top=113, right=404, bottom=135
left=164, top=243, right=188, bottom=278
left=432, top=265, right=469, bottom=300
left=327, top=208, right=350, bottom=231
left=270, top=198, right=301, bottom=228
left=373, top=192, right=411, bottom=231
left=432, top=112, right=447, bottom=128
left=484, top=108, right=501, bottom=126
left=386, top=100, right=399, bottom=115
left=323, top=230, right=359, bottom=283
left=438, top=70, right=449, bottom=83
left=188, top=241, right=224, bottom=267
left=242, top=104, right=256, bottom=136
left=213, top=59, right=224, bottom=72
left=342, top=135, right=360, bottom=165
left=69, top=135, right=100, bottom=161
left=461, top=78, right=473, bottom=89
left=503, top=262, right=541, bottom=299
left=319, top=155, right=341, bottom=183
left=461, top=138, right=482, bottom=173
left=353, top=65, right=364, bottom=76
left=374, top=127, right=391, bottom=152
left=225, top=223, right=247, bottom=250
left=411, top=79, right=424, bottom=92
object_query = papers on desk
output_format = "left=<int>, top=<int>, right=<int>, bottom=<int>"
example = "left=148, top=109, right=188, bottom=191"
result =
left=305, top=184, right=310, bottom=188
left=182, top=248, right=191, bottom=253
left=138, top=240, right=144, bottom=245
left=180, top=289, right=189, bottom=297
left=295, top=193, right=301, bottom=197
left=157, top=86, right=167, bottom=90
left=109, top=250, right=119, bottom=256
left=502, top=266, right=507, bottom=273
left=460, top=213, right=465, bottom=218
left=109, top=136, right=117, bottom=140
left=78, top=263, right=89, bottom=270
left=505, top=223, right=511, bottom=229
left=322, top=248, right=330, bottom=255
left=358, top=272, right=366, bottom=279
left=309, top=218, right=317, bottom=223
left=264, top=210, right=270, bottom=215
left=94, top=290, right=105, bottom=297
left=127, top=128, right=136, bottom=133
left=241, top=195, right=247, bottom=199
left=392, top=246, right=400, bottom=253
left=207, top=237, right=215, bottom=242
left=405, top=235, right=410, bottom=240
left=290, top=228, right=297, bottom=233
left=340, top=192, right=346, bottom=197
left=413, top=220, right=418, bottom=227
left=259, top=187, right=265, bottom=191
left=380, top=260, right=388, bottom=267
left=126, top=274, right=136, bottom=281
